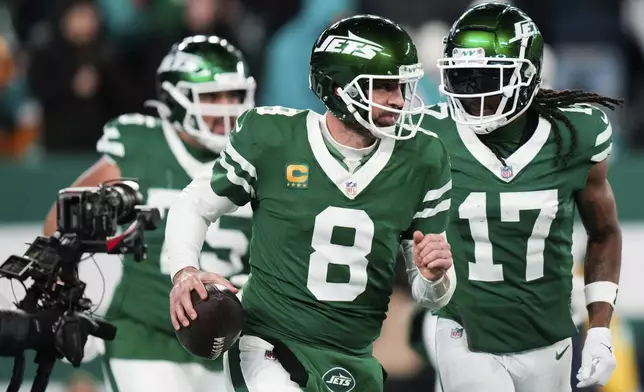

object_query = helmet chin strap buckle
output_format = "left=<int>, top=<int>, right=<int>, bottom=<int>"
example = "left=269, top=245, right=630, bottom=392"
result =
left=470, top=117, right=508, bottom=135
left=337, top=87, right=358, bottom=115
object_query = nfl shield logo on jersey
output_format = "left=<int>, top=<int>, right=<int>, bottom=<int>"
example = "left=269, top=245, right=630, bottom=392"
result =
left=450, top=327, right=464, bottom=339
left=501, top=165, right=513, bottom=179
left=345, top=181, right=358, bottom=196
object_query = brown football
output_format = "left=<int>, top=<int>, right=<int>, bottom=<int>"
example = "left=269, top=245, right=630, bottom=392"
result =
left=175, top=283, right=244, bottom=360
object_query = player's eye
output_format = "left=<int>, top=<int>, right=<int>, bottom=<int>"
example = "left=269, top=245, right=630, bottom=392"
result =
left=445, top=68, right=514, bottom=94
left=372, top=80, right=401, bottom=92
left=199, top=91, right=246, bottom=104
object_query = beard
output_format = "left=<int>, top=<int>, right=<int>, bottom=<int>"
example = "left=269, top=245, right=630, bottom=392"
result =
left=344, top=120, right=377, bottom=145
left=343, top=109, right=400, bottom=144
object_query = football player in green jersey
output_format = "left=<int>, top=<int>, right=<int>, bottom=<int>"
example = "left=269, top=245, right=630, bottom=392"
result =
left=166, top=15, right=455, bottom=392
left=417, top=3, right=624, bottom=392
left=43, top=35, right=256, bottom=391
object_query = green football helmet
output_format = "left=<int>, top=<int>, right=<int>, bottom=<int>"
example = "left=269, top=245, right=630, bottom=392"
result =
left=156, top=35, right=256, bottom=153
left=438, top=3, right=544, bottom=134
left=309, top=14, right=425, bottom=140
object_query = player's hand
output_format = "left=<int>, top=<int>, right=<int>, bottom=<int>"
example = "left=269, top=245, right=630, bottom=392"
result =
left=576, top=327, right=617, bottom=387
left=169, top=267, right=238, bottom=330
left=412, top=231, right=452, bottom=281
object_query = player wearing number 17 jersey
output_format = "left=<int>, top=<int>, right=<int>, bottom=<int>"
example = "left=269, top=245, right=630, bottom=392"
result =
left=43, top=36, right=256, bottom=391
left=419, top=3, right=624, bottom=392
left=166, top=15, right=455, bottom=392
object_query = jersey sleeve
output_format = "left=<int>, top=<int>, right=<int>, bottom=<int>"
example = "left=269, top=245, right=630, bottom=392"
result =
left=96, top=113, right=157, bottom=165
left=404, top=136, right=452, bottom=238
left=96, top=118, right=127, bottom=165
left=210, top=108, right=262, bottom=206
left=563, top=104, right=614, bottom=165
left=586, top=107, right=613, bottom=164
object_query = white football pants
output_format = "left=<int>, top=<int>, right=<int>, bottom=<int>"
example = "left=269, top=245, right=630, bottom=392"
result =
left=434, top=317, right=572, bottom=392
left=104, top=358, right=228, bottom=392
left=224, top=335, right=303, bottom=392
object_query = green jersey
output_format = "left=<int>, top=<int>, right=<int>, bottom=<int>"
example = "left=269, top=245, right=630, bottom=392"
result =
left=422, top=102, right=613, bottom=354
left=210, top=106, right=451, bottom=356
left=97, top=113, right=252, bottom=363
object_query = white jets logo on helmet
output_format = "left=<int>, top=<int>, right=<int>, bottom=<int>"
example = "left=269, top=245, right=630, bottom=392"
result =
left=158, top=51, right=203, bottom=73
left=508, top=20, right=538, bottom=44
left=314, top=31, right=383, bottom=60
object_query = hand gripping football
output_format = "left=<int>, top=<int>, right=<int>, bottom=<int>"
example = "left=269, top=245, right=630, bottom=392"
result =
left=175, top=283, right=244, bottom=360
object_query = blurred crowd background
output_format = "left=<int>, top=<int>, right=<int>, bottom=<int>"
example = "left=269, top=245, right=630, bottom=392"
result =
left=0, top=0, right=643, bottom=391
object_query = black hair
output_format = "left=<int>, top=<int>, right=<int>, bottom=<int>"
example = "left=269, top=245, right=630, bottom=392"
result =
left=530, top=89, right=624, bottom=167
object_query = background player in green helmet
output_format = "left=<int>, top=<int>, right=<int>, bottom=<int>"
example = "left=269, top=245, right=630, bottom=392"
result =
left=418, top=3, right=624, bottom=391
left=43, top=35, right=256, bottom=392
left=166, top=14, right=455, bottom=392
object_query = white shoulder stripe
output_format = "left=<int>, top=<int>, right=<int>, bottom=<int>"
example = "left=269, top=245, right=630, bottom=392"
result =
left=418, top=127, right=438, bottom=138
left=414, top=199, right=451, bottom=219
left=96, top=126, right=125, bottom=157
left=224, top=141, right=257, bottom=179
left=591, top=143, right=612, bottom=162
left=219, top=151, right=255, bottom=197
left=595, top=123, right=612, bottom=146
left=423, top=180, right=452, bottom=202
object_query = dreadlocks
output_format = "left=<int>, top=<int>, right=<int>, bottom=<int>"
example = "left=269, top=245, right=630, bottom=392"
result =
left=530, top=89, right=625, bottom=167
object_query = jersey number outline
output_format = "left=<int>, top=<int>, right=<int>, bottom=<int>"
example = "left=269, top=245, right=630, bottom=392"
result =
left=306, top=206, right=373, bottom=302
left=255, top=106, right=302, bottom=117
left=97, top=114, right=157, bottom=158
left=96, top=126, right=125, bottom=158
left=459, top=190, right=559, bottom=282
left=148, top=188, right=249, bottom=278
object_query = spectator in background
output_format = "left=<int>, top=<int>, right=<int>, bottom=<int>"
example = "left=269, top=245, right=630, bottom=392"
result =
left=550, top=0, right=626, bottom=99
left=549, top=0, right=626, bottom=149
left=27, top=0, right=132, bottom=155
left=259, top=0, right=356, bottom=111
left=97, top=0, right=152, bottom=46
left=134, top=0, right=264, bottom=104
left=0, top=36, right=41, bottom=158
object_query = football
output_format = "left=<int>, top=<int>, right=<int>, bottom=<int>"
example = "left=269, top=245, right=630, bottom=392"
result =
left=175, top=283, right=244, bottom=360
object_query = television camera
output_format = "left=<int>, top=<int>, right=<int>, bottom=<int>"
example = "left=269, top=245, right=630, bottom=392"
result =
left=0, top=180, right=160, bottom=392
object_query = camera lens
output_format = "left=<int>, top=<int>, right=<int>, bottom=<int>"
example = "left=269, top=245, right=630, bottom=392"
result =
left=110, top=181, right=144, bottom=224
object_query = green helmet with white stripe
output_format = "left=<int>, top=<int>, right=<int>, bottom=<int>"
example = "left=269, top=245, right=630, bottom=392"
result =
left=156, top=35, right=256, bottom=153
left=309, top=14, right=425, bottom=140
left=438, top=3, right=544, bottom=134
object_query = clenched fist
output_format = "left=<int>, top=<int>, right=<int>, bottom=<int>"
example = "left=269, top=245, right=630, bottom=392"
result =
left=412, top=231, right=452, bottom=281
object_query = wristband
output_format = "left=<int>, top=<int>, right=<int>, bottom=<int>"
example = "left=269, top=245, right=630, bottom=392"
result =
left=584, top=281, right=619, bottom=308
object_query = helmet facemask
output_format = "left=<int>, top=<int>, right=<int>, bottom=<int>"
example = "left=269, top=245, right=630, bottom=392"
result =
left=438, top=47, right=538, bottom=134
left=161, top=73, right=256, bottom=153
left=336, top=63, right=425, bottom=140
